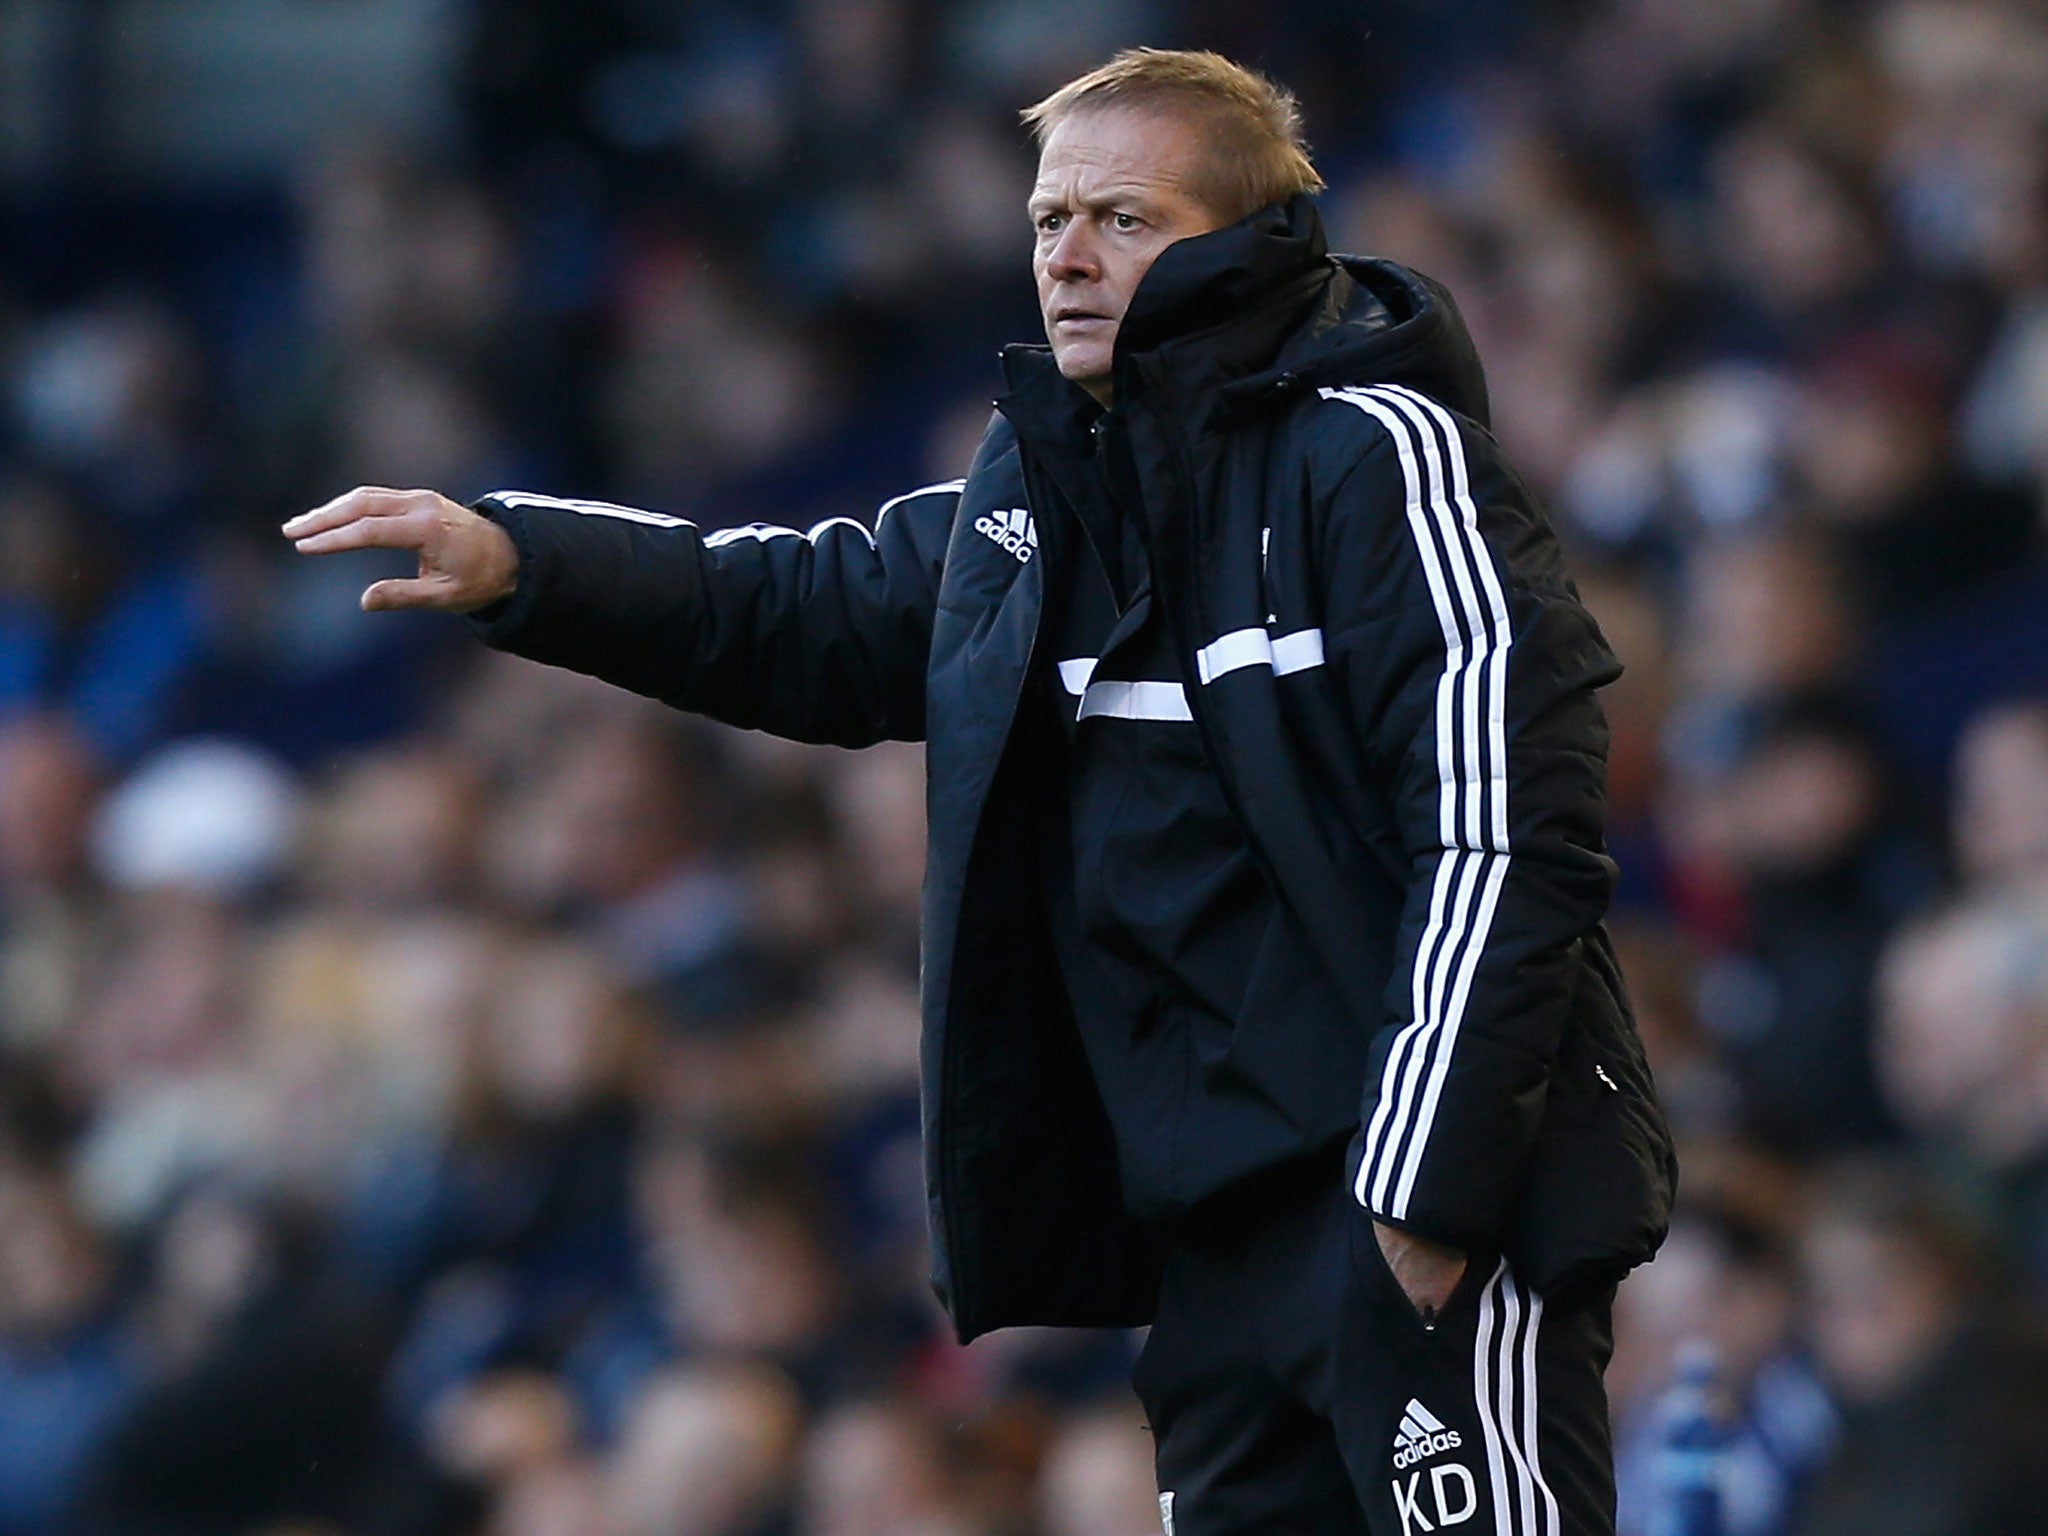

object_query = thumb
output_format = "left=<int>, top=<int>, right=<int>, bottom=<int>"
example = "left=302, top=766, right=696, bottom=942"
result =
left=361, top=576, right=453, bottom=612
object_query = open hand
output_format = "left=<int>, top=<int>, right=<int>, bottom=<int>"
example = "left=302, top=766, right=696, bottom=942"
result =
left=1374, top=1221, right=1467, bottom=1322
left=283, top=486, right=518, bottom=613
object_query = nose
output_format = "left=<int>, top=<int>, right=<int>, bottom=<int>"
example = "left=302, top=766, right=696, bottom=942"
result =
left=1044, top=219, right=1099, bottom=282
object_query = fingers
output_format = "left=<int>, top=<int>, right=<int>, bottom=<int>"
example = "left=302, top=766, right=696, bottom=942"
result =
left=280, top=489, right=440, bottom=548
left=281, top=485, right=416, bottom=540
left=291, top=514, right=434, bottom=557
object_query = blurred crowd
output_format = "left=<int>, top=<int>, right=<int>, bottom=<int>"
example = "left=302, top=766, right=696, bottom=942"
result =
left=2, top=1, right=2048, bottom=1534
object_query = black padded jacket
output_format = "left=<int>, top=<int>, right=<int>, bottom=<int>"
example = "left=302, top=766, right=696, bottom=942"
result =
left=469, top=195, right=1677, bottom=1342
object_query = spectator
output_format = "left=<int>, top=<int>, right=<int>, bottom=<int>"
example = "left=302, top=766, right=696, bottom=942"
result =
left=1685, top=697, right=1937, bottom=1151
left=603, top=1360, right=804, bottom=1536
left=799, top=1397, right=983, bottom=1536
left=1950, top=699, right=2048, bottom=889
left=0, top=714, right=106, bottom=1059
left=0, top=1160, right=139, bottom=1536
left=1613, top=1205, right=1835, bottom=1536
left=1790, top=1165, right=2048, bottom=1536
left=1038, top=1406, right=1163, bottom=1536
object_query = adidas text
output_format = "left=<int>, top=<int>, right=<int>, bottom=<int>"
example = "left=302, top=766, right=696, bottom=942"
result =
left=974, top=508, right=1036, bottom=563
left=1392, top=1429, right=1462, bottom=1470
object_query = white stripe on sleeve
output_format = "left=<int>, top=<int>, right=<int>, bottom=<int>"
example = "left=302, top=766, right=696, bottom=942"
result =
left=485, top=481, right=966, bottom=547
left=875, top=479, right=965, bottom=528
left=1373, top=385, right=1515, bottom=1218
left=484, top=491, right=691, bottom=528
left=1383, top=384, right=1512, bottom=852
left=1319, top=386, right=1513, bottom=1222
left=704, top=514, right=880, bottom=549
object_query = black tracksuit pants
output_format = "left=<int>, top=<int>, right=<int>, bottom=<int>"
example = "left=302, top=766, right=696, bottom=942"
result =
left=1133, top=1155, right=1618, bottom=1536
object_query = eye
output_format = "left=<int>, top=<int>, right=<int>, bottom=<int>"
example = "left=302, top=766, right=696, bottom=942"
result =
left=1112, top=212, right=1142, bottom=230
left=1035, top=212, right=1065, bottom=234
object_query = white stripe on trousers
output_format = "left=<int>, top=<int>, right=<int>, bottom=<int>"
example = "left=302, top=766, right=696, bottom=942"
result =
left=1473, top=1261, right=1560, bottom=1536
left=1319, top=386, right=1514, bottom=1221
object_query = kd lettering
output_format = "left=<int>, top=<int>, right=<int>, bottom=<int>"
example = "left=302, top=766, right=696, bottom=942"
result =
left=1393, top=1464, right=1479, bottom=1536
left=1431, top=1464, right=1477, bottom=1525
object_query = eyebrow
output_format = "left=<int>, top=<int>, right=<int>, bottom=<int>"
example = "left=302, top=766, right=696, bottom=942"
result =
left=1028, top=181, right=1164, bottom=217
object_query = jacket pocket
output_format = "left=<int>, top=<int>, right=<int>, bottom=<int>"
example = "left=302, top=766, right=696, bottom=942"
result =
left=1510, top=991, right=1677, bottom=1294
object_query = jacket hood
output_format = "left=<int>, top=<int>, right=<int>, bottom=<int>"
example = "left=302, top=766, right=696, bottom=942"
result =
left=1260, top=244, right=1493, bottom=429
left=1002, top=194, right=1491, bottom=431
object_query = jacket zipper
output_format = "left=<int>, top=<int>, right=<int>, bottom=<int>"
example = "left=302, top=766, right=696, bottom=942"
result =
left=1135, top=376, right=1297, bottom=905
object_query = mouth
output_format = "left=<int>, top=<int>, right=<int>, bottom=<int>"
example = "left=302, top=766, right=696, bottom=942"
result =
left=1052, top=309, right=1112, bottom=327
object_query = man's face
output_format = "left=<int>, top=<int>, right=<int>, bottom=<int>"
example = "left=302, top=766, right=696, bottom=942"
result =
left=1031, top=106, right=1227, bottom=405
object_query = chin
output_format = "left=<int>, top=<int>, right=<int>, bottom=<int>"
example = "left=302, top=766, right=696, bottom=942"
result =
left=1055, top=349, right=1112, bottom=391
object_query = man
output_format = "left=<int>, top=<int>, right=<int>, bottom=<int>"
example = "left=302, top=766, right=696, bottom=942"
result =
left=287, top=49, right=1675, bottom=1536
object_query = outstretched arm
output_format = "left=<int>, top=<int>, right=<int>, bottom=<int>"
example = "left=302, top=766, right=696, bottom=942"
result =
left=285, top=476, right=961, bottom=748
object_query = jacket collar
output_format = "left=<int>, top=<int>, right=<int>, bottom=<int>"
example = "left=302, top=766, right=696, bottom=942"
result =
left=996, top=192, right=1493, bottom=446
left=1110, top=191, right=1330, bottom=361
left=998, top=194, right=1331, bottom=446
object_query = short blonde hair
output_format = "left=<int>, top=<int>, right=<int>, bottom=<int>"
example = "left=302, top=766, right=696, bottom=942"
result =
left=1021, top=48, right=1325, bottom=223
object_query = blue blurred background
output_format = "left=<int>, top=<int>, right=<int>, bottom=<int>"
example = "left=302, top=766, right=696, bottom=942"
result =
left=2, top=2, right=2047, bottom=1533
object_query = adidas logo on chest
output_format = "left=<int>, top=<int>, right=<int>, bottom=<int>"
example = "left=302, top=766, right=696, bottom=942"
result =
left=974, top=506, right=1037, bottom=563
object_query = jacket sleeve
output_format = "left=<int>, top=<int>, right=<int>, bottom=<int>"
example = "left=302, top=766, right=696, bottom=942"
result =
left=1316, top=385, right=1620, bottom=1252
left=464, top=482, right=959, bottom=747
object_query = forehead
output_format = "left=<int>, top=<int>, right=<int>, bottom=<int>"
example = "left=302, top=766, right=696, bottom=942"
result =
left=1031, top=104, right=1213, bottom=203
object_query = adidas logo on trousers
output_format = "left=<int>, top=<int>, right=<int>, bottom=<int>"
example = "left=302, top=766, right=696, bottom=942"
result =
left=1391, top=1397, right=1464, bottom=1470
